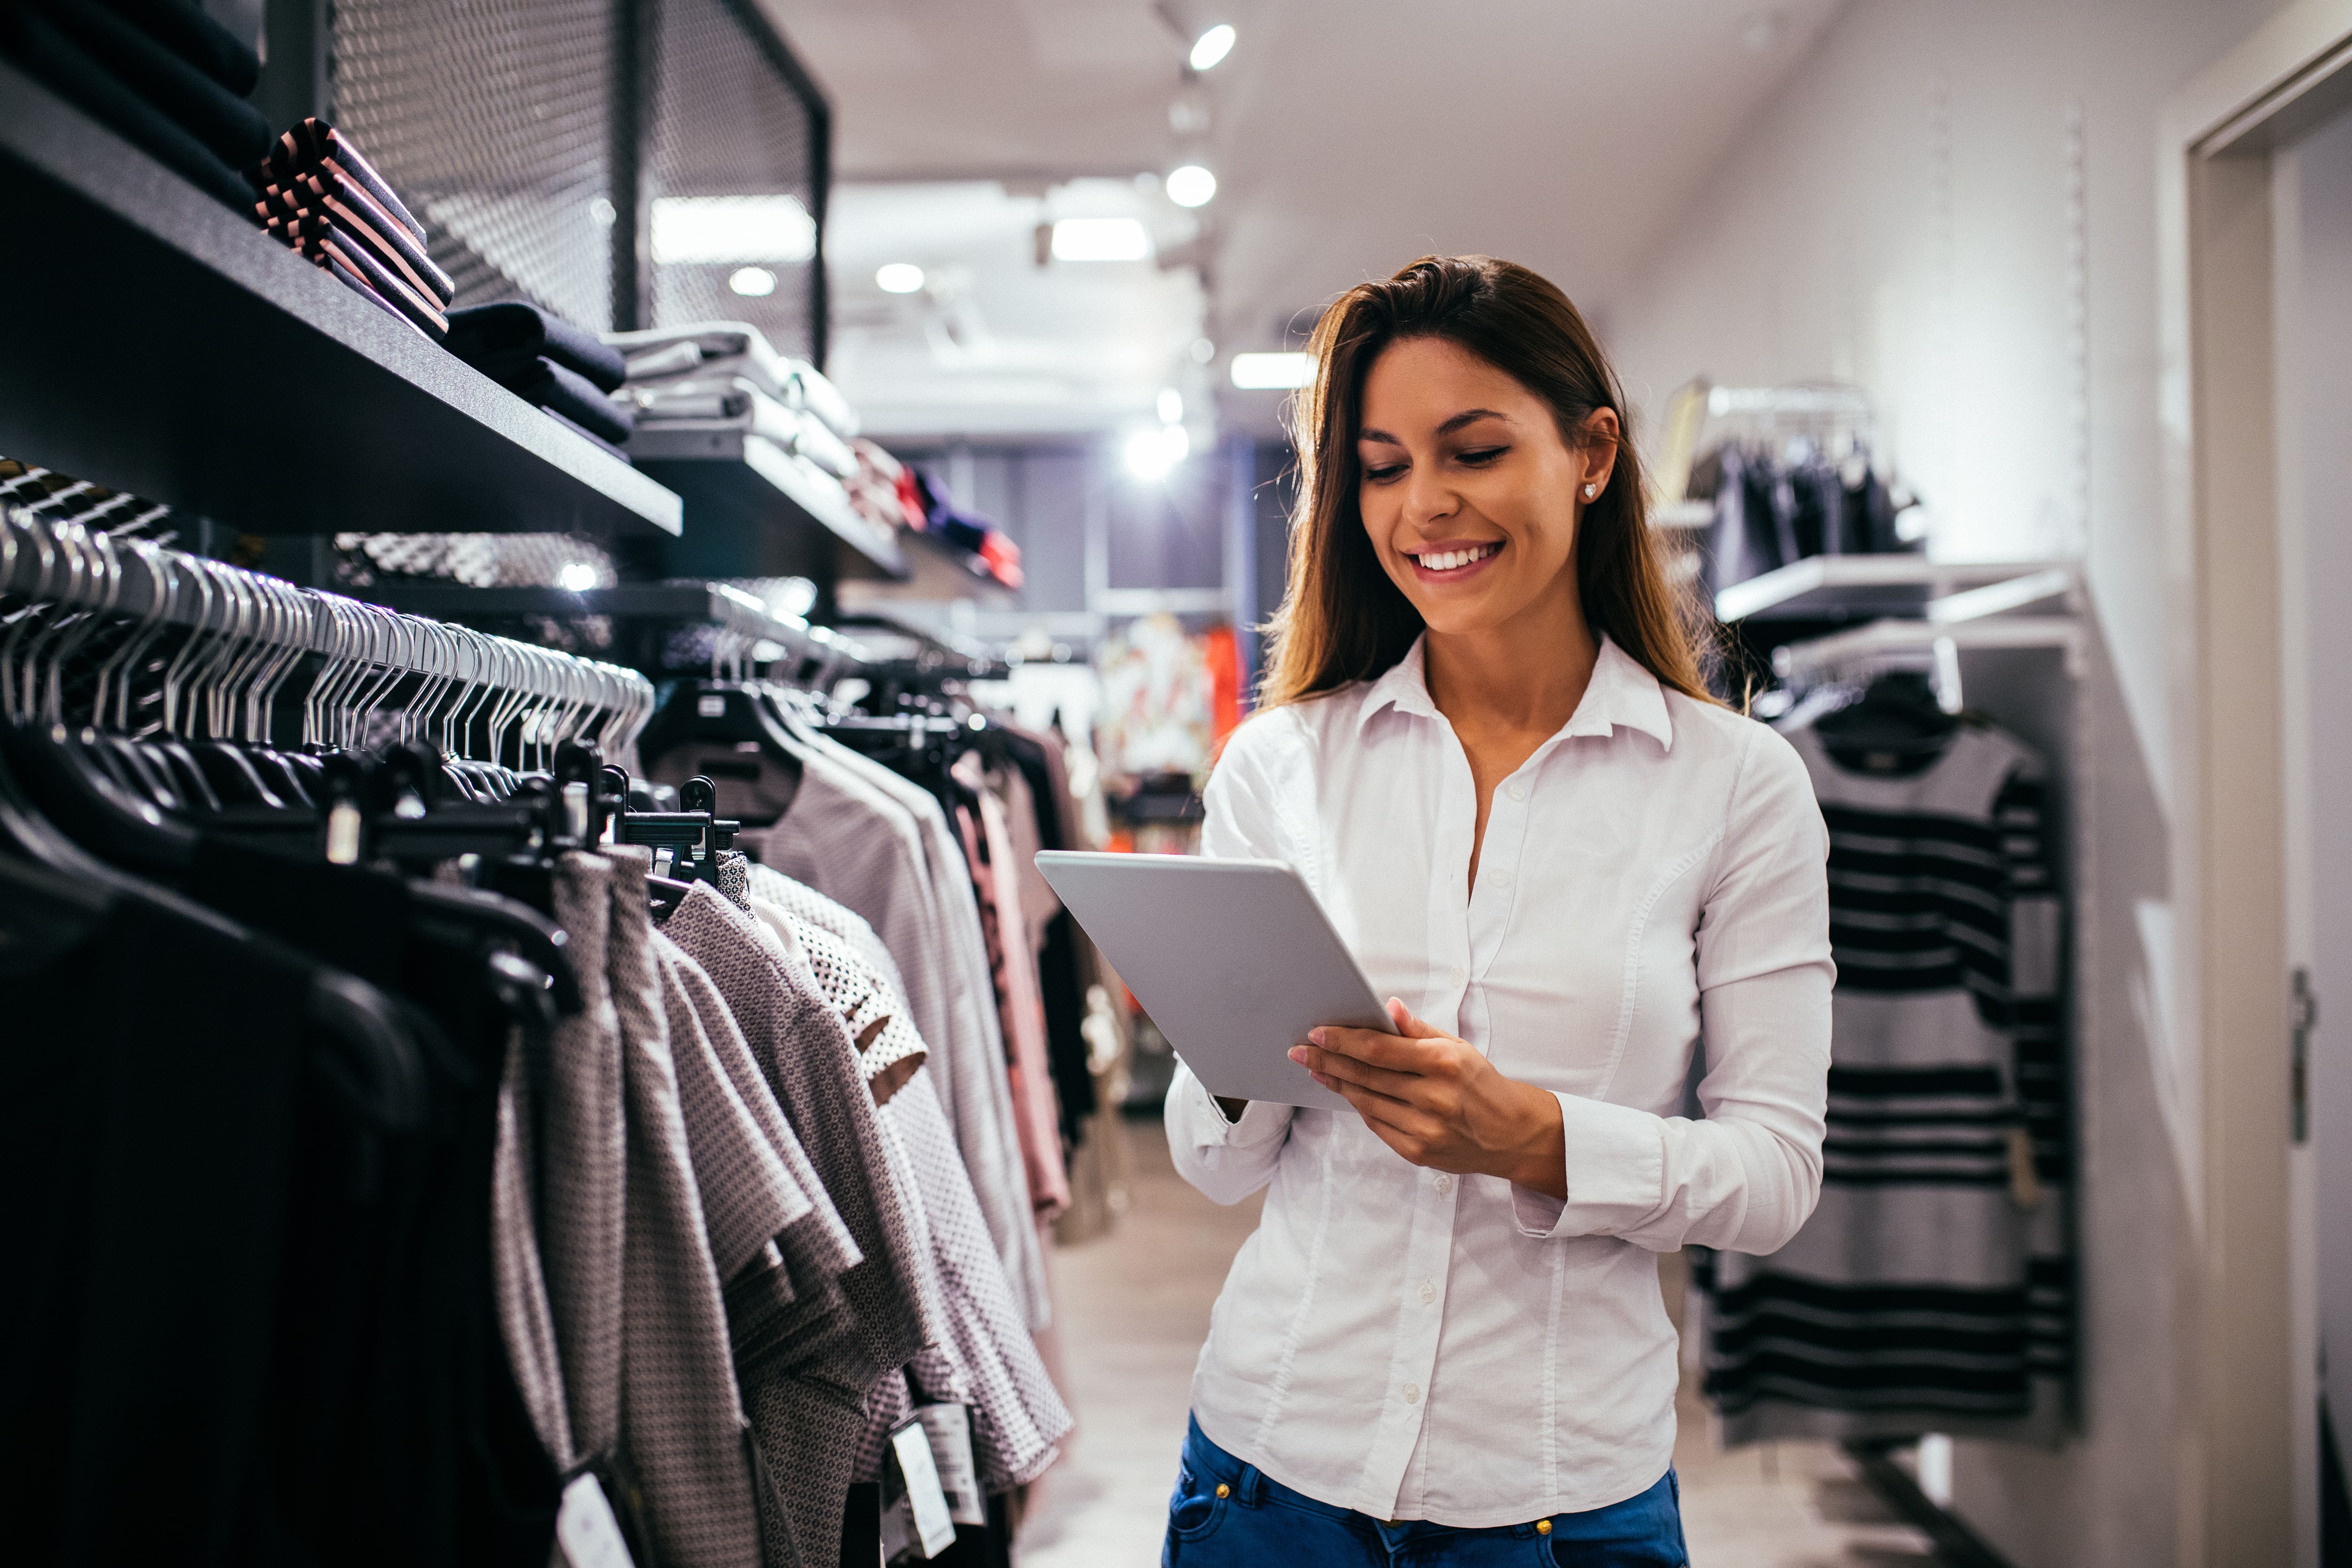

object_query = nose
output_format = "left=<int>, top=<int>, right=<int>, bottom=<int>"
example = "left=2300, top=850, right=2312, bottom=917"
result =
left=1400, top=461, right=1458, bottom=529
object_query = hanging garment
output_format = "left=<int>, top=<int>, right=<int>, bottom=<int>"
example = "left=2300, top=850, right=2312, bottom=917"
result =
left=953, top=750, right=1071, bottom=1218
left=604, top=850, right=766, bottom=1568
left=663, top=883, right=941, bottom=1568
left=1698, top=721, right=2070, bottom=1445
left=738, top=731, right=1051, bottom=1331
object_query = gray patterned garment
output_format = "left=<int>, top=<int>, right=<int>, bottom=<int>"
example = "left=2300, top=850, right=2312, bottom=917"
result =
left=780, top=904, right=1071, bottom=1491
left=603, top=849, right=765, bottom=1568
left=490, top=1025, right=574, bottom=1471
left=664, top=883, right=942, bottom=1568
left=713, top=848, right=753, bottom=913
left=531, top=854, right=624, bottom=1465
left=742, top=745, right=1050, bottom=1332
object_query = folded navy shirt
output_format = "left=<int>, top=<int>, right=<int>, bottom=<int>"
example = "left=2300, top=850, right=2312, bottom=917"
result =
left=95, top=0, right=259, bottom=96
left=32, top=0, right=269, bottom=169
left=0, top=4, right=254, bottom=212
left=509, top=358, right=634, bottom=446
left=445, top=302, right=629, bottom=393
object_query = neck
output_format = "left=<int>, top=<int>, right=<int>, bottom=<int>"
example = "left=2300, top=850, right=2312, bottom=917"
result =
left=1422, top=584, right=1600, bottom=735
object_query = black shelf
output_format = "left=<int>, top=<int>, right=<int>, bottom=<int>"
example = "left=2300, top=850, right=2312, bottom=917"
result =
left=0, top=63, right=681, bottom=540
left=628, top=424, right=906, bottom=582
left=356, top=580, right=862, bottom=675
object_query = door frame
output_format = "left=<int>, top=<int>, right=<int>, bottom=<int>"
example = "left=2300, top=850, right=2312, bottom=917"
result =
left=2161, top=6, right=2352, bottom=1563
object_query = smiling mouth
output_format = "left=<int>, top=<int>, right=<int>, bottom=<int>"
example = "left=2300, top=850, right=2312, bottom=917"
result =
left=1406, top=542, right=1502, bottom=574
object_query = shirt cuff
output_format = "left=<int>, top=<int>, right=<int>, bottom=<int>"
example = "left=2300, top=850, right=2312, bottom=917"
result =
left=1173, top=1067, right=1292, bottom=1150
left=1511, top=1093, right=1666, bottom=1239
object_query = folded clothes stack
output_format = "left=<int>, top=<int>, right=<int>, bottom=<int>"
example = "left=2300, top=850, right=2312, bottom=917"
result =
left=249, top=118, right=455, bottom=343
left=907, top=466, right=1025, bottom=591
left=843, top=436, right=929, bottom=539
left=0, top=0, right=270, bottom=212
left=604, top=320, right=865, bottom=487
left=444, top=302, right=635, bottom=461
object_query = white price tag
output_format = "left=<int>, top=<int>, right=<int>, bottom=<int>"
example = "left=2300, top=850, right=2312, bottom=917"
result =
left=556, top=1474, right=636, bottom=1568
left=888, top=1419, right=959, bottom=1560
left=915, top=1404, right=985, bottom=1527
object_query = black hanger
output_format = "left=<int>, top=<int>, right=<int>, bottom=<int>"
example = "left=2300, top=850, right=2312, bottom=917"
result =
left=1812, top=669, right=1959, bottom=766
left=637, top=680, right=804, bottom=826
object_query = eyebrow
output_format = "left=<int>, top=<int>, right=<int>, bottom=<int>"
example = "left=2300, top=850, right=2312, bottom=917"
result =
left=1357, top=408, right=1515, bottom=445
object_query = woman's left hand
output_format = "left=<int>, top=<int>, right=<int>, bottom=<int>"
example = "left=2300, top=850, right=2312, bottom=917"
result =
left=1293, top=998, right=1568, bottom=1199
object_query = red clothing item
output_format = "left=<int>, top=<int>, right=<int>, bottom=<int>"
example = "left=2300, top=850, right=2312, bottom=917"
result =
left=1202, top=623, right=1242, bottom=744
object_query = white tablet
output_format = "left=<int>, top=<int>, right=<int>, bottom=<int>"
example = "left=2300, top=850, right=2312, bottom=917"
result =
left=1033, top=851, right=1388, bottom=1112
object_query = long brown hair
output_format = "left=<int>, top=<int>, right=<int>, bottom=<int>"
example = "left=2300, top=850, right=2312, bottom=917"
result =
left=1258, top=255, right=1715, bottom=708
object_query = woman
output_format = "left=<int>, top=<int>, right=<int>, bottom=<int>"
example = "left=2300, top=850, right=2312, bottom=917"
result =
left=1163, top=255, right=1833, bottom=1566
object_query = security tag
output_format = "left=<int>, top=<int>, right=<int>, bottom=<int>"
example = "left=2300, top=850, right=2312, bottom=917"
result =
left=883, top=1418, right=958, bottom=1560
left=915, top=1404, right=985, bottom=1526
left=556, top=1473, right=637, bottom=1568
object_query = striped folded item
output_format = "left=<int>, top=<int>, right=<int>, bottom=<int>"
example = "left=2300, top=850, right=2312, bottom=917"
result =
left=263, top=210, right=448, bottom=341
left=603, top=323, right=860, bottom=441
left=255, top=170, right=453, bottom=305
left=251, top=117, right=426, bottom=246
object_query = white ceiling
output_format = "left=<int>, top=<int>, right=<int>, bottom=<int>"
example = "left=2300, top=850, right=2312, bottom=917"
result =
left=762, top=0, right=1847, bottom=438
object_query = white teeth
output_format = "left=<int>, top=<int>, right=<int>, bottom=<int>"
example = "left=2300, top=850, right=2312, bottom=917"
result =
left=1415, top=543, right=1498, bottom=572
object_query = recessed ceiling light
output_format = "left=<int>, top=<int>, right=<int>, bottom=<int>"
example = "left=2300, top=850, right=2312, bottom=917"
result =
left=1189, top=23, right=1235, bottom=71
left=1166, top=165, right=1217, bottom=208
left=1230, top=351, right=1316, bottom=390
left=728, top=266, right=777, bottom=296
left=1158, top=387, right=1184, bottom=424
left=875, top=263, right=926, bottom=294
left=1051, top=218, right=1151, bottom=262
left=650, top=195, right=816, bottom=264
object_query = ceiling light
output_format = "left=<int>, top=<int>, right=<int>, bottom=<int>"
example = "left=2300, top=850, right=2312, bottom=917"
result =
left=1051, top=217, right=1151, bottom=262
left=556, top=561, right=600, bottom=592
left=875, top=262, right=926, bottom=294
left=1190, top=337, right=1216, bottom=365
left=1189, top=22, right=1235, bottom=70
left=1158, top=387, right=1184, bottom=424
left=1125, top=424, right=1189, bottom=481
left=1166, top=165, right=1216, bottom=208
left=1230, top=351, right=1315, bottom=390
left=649, top=194, right=816, bottom=264
left=728, top=266, right=777, bottom=296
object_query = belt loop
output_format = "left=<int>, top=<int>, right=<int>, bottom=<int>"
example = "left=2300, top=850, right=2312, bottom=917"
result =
left=1235, top=1463, right=1267, bottom=1507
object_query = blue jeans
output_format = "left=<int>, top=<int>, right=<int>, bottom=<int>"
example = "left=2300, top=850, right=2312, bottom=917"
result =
left=1163, top=1417, right=1688, bottom=1566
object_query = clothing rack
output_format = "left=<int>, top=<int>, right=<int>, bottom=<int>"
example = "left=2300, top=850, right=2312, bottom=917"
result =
left=1, top=507, right=653, bottom=760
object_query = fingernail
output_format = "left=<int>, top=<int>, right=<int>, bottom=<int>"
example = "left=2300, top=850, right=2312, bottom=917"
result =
left=1308, top=1029, right=1326, bottom=1045
left=1288, top=1046, right=1307, bottom=1063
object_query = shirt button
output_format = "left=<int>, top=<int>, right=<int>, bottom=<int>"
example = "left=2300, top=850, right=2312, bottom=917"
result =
left=1403, top=1383, right=1422, bottom=1405
left=1433, top=1173, right=1455, bottom=1195
left=1505, top=782, right=1526, bottom=802
left=1446, top=964, right=1466, bottom=987
left=1491, top=869, right=1511, bottom=888
left=1418, top=1277, right=1437, bottom=1305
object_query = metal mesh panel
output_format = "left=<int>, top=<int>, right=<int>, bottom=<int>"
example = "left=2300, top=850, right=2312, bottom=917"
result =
left=644, top=0, right=821, bottom=359
left=331, top=0, right=619, bottom=329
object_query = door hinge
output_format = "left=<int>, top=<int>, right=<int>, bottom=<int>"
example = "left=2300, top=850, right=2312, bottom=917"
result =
left=2293, top=966, right=2317, bottom=1144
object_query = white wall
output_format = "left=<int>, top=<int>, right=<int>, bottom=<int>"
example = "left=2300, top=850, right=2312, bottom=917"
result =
left=1604, top=4, right=2295, bottom=1565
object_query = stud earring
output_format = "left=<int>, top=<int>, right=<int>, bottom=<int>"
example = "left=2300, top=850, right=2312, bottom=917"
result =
left=1582, top=483, right=1597, bottom=499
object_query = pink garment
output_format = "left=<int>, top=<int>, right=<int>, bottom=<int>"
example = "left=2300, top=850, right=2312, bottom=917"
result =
left=953, top=755, right=1072, bottom=1217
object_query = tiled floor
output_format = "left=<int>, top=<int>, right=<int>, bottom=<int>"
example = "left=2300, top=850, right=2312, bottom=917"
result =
left=1017, top=1118, right=1942, bottom=1568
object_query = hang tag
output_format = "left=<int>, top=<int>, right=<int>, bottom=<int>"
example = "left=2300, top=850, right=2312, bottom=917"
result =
left=883, top=1418, right=958, bottom=1560
left=556, top=1474, right=637, bottom=1568
left=915, top=1404, right=985, bottom=1527
left=698, top=694, right=727, bottom=718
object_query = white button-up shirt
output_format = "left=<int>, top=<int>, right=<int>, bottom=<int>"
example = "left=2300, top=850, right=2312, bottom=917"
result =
left=1168, top=634, right=1833, bottom=1525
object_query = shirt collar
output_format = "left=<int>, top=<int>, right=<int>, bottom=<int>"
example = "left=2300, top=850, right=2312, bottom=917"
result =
left=1356, top=632, right=1676, bottom=750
